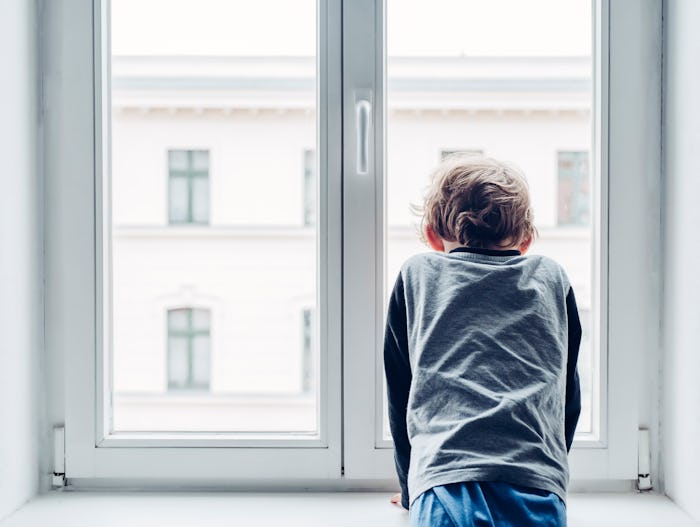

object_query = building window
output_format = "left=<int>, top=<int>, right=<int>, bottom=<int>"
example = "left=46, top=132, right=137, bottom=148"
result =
left=167, top=308, right=211, bottom=390
left=168, top=149, right=210, bottom=225
left=303, top=149, right=316, bottom=227
left=302, top=308, right=314, bottom=394
left=557, top=151, right=590, bottom=227
left=440, top=149, right=483, bottom=161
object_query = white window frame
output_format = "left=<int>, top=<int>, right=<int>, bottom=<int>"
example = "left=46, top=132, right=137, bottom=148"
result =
left=45, top=0, right=660, bottom=487
left=302, top=148, right=317, bottom=227
left=341, top=0, right=661, bottom=485
left=167, top=149, right=211, bottom=226
left=301, top=307, right=316, bottom=395
left=165, top=306, right=212, bottom=392
left=556, top=150, right=591, bottom=228
left=47, top=0, right=343, bottom=482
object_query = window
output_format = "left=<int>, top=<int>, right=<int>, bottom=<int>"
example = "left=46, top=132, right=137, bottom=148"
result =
left=53, top=0, right=658, bottom=486
left=301, top=308, right=314, bottom=394
left=167, top=308, right=211, bottom=391
left=77, top=0, right=334, bottom=477
left=440, top=149, right=483, bottom=160
left=557, top=151, right=590, bottom=227
left=168, top=149, right=209, bottom=225
left=303, top=149, right=316, bottom=227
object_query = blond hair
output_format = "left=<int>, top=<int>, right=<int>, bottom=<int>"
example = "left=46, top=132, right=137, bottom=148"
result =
left=417, top=154, right=536, bottom=249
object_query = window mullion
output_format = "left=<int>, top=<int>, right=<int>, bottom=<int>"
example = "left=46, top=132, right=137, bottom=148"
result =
left=341, top=0, right=395, bottom=480
left=186, top=309, right=194, bottom=388
left=187, top=151, right=194, bottom=223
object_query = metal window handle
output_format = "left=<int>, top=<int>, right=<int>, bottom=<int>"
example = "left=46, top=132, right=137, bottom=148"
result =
left=356, top=99, right=371, bottom=175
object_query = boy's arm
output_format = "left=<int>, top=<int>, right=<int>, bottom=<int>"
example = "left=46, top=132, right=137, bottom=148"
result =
left=383, top=273, right=412, bottom=510
left=565, top=286, right=582, bottom=452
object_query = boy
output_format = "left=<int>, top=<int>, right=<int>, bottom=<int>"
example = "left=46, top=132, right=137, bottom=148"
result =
left=384, top=155, right=581, bottom=526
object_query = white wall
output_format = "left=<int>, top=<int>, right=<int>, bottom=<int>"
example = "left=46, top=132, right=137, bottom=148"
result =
left=112, top=112, right=316, bottom=226
left=662, top=0, right=700, bottom=521
left=107, top=106, right=594, bottom=433
left=0, top=0, right=43, bottom=521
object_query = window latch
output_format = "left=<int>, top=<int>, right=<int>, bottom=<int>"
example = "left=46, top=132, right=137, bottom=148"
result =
left=354, top=91, right=372, bottom=176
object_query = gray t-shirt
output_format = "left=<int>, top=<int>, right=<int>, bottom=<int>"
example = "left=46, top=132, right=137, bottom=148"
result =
left=383, top=248, right=582, bottom=509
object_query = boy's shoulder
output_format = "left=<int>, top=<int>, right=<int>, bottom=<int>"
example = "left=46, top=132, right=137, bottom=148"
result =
left=523, top=252, right=569, bottom=274
left=399, top=251, right=570, bottom=286
left=521, top=253, right=567, bottom=272
left=515, top=254, right=573, bottom=294
left=400, top=250, right=563, bottom=267
left=399, top=251, right=446, bottom=273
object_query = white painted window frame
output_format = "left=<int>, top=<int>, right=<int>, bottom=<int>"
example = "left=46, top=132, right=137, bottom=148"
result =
left=341, top=0, right=661, bottom=485
left=47, top=0, right=343, bottom=482
left=47, top=0, right=660, bottom=486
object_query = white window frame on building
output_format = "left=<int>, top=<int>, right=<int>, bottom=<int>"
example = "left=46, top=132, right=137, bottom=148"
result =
left=557, top=150, right=591, bottom=228
left=167, top=307, right=211, bottom=392
left=45, top=0, right=661, bottom=488
left=301, top=307, right=315, bottom=395
left=440, top=148, right=484, bottom=161
left=303, top=148, right=316, bottom=227
left=167, top=149, right=210, bottom=225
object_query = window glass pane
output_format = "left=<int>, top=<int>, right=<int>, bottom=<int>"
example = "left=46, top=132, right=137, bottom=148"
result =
left=191, top=177, right=210, bottom=224
left=191, top=150, right=209, bottom=172
left=169, top=177, right=189, bottom=223
left=557, top=151, right=590, bottom=227
left=168, top=336, right=189, bottom=388
left=191, top=335, right=211, bottom=387
left=384, top=0, right=595, bottom=438
left=303, top=149, right=316, bottom=227
left=302, top=308, right=314, bottom=394
left=192, top=308, right=211, bottom=332
left=168, top=309, right=189, bottom=332
left=110, top=0, right=319, bottom=434
left=441, top=149, right=483, bottom=161
left=168, top=150, right=189, bottom=171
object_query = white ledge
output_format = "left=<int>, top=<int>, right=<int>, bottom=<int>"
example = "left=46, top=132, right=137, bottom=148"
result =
left=1, top=492, right=698, bottom=527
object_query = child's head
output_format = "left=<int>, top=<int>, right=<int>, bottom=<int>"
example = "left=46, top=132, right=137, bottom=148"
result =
left=418, top=154, right=536, bottom=252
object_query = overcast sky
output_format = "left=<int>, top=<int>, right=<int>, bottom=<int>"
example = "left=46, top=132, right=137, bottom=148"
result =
left=111, top=0, right=591, bottom=57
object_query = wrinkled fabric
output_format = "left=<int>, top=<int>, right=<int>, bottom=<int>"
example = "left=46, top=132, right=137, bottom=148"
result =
left=390, top=250, right=578, bottom=507
left=410, top=481, right=567, bottom=527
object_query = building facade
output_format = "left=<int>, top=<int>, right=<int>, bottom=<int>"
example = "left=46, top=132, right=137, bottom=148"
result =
left=110, top=55, right=593, bottom=433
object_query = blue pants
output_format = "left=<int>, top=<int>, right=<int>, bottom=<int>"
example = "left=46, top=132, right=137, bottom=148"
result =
left=409, top=481, right=567, bottom=527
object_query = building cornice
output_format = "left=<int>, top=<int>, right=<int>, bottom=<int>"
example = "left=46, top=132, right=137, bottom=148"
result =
left=111, top=55, right=592, bottom=113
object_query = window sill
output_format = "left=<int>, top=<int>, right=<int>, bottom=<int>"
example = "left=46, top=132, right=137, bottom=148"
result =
left=1, top=491, right=697, bottom=527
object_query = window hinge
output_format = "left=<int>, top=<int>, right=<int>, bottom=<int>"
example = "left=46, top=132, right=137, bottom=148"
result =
left=52, top=425, right=66, bottom=488
left=637, top=428, right=652, bottom=491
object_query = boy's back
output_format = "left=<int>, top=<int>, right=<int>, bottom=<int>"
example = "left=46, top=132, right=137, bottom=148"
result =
left=386, top=248, right=579, bottom=509
left=383, top=155, right=581, bottom=524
